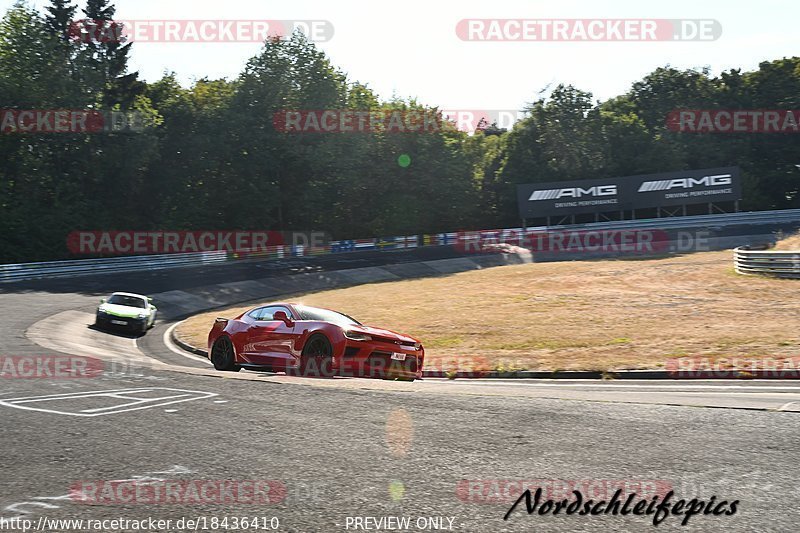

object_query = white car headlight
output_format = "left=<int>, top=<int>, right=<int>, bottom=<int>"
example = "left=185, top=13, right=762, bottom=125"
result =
left=344, top=330, right=372, bottom=341
left=137, top=313, right=147, bottom=319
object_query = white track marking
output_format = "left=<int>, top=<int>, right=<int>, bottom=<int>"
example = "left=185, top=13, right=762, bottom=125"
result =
left=162, top=322, right=213, bottom=365
left=1, top=466, right=196, bottom=520
left=79, top=394, right=191, bottom=413
left=0, top=388, right=217, bottom=417
left=416, top=381, right=800, bottom=391
left=777, top=401, right=800, bottom=411
left=0, top=389, right=149, bottom=401
left=145, top=466, right=195, bottom=475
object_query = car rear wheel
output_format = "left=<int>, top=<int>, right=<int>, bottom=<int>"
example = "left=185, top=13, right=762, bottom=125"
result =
left=299, top=334, right=334, bottom=378
left=211, top=337, right=241, bottom=372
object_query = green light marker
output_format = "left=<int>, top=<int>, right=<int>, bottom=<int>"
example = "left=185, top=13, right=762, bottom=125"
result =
left=389, top=480, right=405, bottom=501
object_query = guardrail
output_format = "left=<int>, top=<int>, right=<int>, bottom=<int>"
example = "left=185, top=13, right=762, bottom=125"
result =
left=3, top=208, right=800, bottom=284
left=547, top=208, right=800, bottom=231
left=734, top=246, right=800, bottom=278
left=0, top=251, right=227, bottom=283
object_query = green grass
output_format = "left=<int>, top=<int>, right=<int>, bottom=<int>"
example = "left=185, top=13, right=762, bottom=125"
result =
left=608, top=337, right=632, bottom=344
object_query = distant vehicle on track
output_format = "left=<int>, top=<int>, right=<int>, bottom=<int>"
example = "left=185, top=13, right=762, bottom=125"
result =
left=95, top=292, right=157, bottom=334
left=207, top=303, right=424, bottom=381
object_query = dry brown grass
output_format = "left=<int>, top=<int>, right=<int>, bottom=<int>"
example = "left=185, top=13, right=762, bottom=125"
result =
left=772, top=232, right=800, bottom=251
left=176, top=250, right=800, bottom=371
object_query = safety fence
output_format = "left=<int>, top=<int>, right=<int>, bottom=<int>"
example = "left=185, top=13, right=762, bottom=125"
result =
left=0, top=251, right=227, bottom=283
left=734, top=246, right=800, bottom=279
left=3, top=208, right=800, bottom=283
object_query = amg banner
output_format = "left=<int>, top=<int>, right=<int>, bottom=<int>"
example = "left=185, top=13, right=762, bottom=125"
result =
left=517, top=177, right=626, bottom=218
left=517, top=166, right=741, bottom=218
left=631, top=166, right=741, bottom=208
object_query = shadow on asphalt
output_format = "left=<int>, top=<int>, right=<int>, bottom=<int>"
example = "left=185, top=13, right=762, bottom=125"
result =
left=86, top=323, right=146, bottom=339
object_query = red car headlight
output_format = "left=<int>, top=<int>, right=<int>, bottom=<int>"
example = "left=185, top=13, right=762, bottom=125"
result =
left=344, top=330, right=372, bottom=342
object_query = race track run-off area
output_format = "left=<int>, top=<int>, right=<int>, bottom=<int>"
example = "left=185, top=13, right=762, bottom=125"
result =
left=1, top=250, right=799, bottom=533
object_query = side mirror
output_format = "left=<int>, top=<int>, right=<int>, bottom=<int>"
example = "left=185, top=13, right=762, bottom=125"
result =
left=273, top=311, right=293, bottom=326
left=100, top=298, right=106, bottom=304
left=147, top=297, right=153, bottom=303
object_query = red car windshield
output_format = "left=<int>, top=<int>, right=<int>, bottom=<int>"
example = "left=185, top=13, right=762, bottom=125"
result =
left=295, top=305, right=361, bottom=327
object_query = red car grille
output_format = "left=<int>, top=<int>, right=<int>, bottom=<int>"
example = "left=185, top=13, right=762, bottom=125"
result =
left=344, top=346, right=361, bottom=357
left=371, top=335, right=417, bottom=347
left=394, top=339, right=418, bottom=347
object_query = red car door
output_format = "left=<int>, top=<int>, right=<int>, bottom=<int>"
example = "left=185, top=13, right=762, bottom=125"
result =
left=246, top=306, right=297, bottom=368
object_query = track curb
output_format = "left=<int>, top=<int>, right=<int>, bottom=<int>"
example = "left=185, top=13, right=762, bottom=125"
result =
left=171, top=331, right=209, bottom=358
left=169, top=328, right=797, bottom=380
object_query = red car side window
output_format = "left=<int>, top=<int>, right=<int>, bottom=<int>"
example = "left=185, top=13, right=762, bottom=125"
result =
left=250, top=306, right=293, bottom=321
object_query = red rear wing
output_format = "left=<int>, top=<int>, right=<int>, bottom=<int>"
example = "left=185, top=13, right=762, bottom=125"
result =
left=207, top=317, right=230, bottom=351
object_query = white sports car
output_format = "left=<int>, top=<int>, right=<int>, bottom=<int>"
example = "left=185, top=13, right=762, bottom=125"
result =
left=95, top=292, right=157, bottom=334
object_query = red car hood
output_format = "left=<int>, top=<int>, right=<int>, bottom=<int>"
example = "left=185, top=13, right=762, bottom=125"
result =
left=350, top=325, right=419, bottom=344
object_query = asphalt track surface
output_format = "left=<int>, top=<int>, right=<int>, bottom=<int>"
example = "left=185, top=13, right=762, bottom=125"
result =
left=2, top=247, right=800, bottom=532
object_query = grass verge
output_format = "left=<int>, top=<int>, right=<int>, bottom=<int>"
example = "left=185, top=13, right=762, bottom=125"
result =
left=175, top=250, right=800, bottom=371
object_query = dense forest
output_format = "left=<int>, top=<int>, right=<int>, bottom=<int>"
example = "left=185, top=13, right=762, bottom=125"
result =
left=1, top=1, right=799, bottom=262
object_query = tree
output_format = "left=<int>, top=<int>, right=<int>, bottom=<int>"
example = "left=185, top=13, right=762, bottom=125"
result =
left=78, top=0, right=135, bottom=104
left=44, top=0, right=76, bottom=40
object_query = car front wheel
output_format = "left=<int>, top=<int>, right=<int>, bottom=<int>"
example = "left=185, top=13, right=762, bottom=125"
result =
left=211, top=337, right=241, bottom=372
left=298, top=334, right=334, bottom=378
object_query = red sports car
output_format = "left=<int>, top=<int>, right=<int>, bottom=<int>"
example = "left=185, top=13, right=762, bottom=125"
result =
left=207, top=303, right=424, bottom=381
